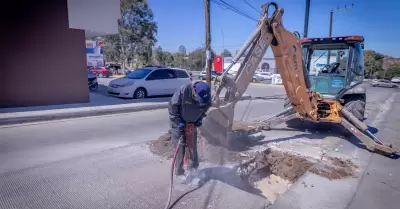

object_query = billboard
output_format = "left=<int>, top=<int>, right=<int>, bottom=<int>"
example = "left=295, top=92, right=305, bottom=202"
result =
left=86, top=40, right=104, bottom=67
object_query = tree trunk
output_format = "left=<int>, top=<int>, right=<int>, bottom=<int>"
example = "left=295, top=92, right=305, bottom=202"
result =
left=119, top=33, right=126, bottom=69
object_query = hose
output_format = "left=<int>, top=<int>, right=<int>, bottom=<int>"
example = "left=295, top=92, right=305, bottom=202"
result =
left=164, top=141, right=181, bottom=209
left=164, top=124, right=194, bottom=209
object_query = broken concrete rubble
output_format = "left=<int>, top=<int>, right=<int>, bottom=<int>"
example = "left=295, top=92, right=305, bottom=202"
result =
left=148, top=120, right=359, bottom=204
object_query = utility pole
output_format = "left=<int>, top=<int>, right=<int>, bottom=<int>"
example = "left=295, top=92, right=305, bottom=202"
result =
left=204, top=0, right=212, bottom=87
left=327, top=3, right=354, bottom=63
left=303, top=0, right=310, bottom=38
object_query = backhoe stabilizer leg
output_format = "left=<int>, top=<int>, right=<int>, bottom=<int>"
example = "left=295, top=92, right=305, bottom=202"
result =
left=256, top=106, right=296, bottom=130
left=340, top=116, right=399, bottom=157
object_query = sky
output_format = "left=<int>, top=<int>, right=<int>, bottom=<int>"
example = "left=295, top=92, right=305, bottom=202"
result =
left=147, top=0, right=400, bottom=58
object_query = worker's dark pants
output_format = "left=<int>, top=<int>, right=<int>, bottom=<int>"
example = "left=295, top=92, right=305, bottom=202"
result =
left=171, top=123, right=199, bottom=175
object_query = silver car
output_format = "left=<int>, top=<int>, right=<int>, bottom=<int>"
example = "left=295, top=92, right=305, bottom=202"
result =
left=391, top=77, right=400, bottom=83
left=371, top=79, right=398, bottom=88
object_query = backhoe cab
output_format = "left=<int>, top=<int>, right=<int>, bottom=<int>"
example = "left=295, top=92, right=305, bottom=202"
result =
left=285, top=36, right=367, bottom=124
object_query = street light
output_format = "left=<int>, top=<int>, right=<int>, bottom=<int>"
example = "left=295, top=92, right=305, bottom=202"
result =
left=221, top=30, right=225, bottom=52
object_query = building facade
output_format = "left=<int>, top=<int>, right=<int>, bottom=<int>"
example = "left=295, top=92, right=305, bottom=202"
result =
left=0, top=0, right=119, bottom=108
left=223, top=56, right=278, bottom=74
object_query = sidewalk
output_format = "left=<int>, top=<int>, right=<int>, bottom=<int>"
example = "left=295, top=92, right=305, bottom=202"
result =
left=0, top=92, right=253, bottom=126
left=0, top=93, right=169, bottom=126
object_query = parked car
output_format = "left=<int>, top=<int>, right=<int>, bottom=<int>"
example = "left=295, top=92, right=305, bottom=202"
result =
left=271, top=74, right=282, bottom=85
left=88, top=66, right=113, bottom=78
left=255, top=72, right=273, bottom=80
left=370, top=79, right=398, bottom=88
left=391, top=77, right=400, bottom=83
left=251, top=74, right=263, bottom=82
left=105, top=63, right=121, bottom=74
left=107, top=66, right=192, bottom=99
left=199, top=70, right=217, bottom=80
left=88, top=71, right=98, bottom=91
left=230, top=72, right=262, bottom=82
left=172, top=68, right=193, bottom=81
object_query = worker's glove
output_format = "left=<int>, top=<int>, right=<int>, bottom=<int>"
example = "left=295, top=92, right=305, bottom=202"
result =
left=194, top=119, right=203, bottom=127
left=177, top=122, right=185, bottom=134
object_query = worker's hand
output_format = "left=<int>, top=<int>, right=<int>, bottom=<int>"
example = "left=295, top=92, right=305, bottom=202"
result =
left=194, top=119, right=203, bottom=127
left=177, top=122, right=185, bottom=134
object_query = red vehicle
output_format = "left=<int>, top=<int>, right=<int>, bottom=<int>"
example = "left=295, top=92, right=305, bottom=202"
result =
left=88, top=66, right=113, bottom=78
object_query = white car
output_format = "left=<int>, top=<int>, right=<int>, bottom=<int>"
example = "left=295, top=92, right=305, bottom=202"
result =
left=229, top=73, right=261, bottom=82
left=199, top=70, right=217, bottom=80
left=391, top=77, right=400, bottom=83
left=251, top=75, right=263, bottom=82
left=271, top=74, right=282, bottom=85
left=107, top=67, right=192, bottom=99
left=255, top=72, right=272, bottom=80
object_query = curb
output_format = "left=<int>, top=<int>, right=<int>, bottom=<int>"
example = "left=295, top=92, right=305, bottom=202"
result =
left=112, top=74, right=125, bottom=78
left=0, top=103, right=169, bottom=126
left=0, top=95, right=253, bottom=126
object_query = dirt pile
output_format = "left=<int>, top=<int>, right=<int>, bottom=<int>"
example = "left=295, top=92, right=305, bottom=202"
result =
left=237, top=149, right=358, bottom=184
left=148, top=122, right=358, bottom=182
left=148, top=130, right=175, bottom=159
left=237, top=148, right=314, bottom=183
left=309, top=156, right=358, bottom=180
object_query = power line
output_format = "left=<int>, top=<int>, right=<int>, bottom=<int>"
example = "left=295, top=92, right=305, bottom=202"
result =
left=211, top=0, right=258, bottom=22
left=243, top=0, right=259, bottom=14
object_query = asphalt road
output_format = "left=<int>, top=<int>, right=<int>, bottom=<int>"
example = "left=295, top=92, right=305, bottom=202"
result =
left=0, top=85, right=398, bottom=209
left=0, top=84, right=285, bottom=209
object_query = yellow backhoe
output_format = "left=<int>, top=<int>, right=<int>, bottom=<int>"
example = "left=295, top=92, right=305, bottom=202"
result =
left=199, top=2, right=399, bottom=157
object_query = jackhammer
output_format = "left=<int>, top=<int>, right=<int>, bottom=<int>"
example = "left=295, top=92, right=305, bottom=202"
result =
left=164, top=123, right=197, bottom=209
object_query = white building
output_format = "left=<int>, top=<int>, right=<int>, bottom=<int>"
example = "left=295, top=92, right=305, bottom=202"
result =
left=223, top=56, right=277, bottom=74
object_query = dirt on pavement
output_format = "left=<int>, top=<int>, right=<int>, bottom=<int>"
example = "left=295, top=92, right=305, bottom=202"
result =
left=237, top=148, right=314, bottom=183
left=148, top=121, right=261, bottom=163
left=148, top=121, right=358, bottom=182
left=309, top=156, right=358, bottom=180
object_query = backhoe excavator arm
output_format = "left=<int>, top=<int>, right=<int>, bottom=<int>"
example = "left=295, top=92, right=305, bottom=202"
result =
left=199, top=2, right=399, bottom=157
left=199, top=3, right=318, bottom=146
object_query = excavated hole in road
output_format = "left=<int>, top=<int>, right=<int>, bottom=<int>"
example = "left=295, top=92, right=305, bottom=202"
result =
left=148, top=121, right=358, bottom=204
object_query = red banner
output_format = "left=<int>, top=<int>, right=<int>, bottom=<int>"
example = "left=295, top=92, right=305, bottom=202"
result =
left=213, top=56, right=223, bottom=72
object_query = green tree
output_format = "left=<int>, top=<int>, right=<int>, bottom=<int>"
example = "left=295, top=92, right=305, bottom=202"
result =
left=364, top=50, right=384, bottom=78
left=103, top=0, right=157, bottom=69
left=187, top=48, right=205, bottom=71
left=386, top=67, right=400, bottom=78
left=154, top=46, right=166, bottom=65
left=221, top=49, right=232, bottom=57
left=186, top=47, right=216, bottom=71
left=164, top=52, right=175, bottom=67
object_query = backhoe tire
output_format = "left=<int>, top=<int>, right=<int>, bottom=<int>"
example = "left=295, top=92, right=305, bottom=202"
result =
left=283, top=97, right=305, bottom=129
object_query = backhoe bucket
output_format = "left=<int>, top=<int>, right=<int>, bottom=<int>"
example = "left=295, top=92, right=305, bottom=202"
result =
left=198, top=104, right=235, bottom=148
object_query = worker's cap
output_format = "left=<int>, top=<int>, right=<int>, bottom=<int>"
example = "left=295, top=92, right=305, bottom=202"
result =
left=194, top=81, right=211, bottom=104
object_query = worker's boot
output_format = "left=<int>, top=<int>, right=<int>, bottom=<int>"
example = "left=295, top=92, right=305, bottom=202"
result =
left=174, top=173, right=188, bottom=184
left=186, top=168, right=205, bottom=187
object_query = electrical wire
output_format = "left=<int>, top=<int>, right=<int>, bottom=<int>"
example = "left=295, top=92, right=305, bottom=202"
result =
left=243, top=0, right=260, bottom=14
left=211, top=0, right=258, bottom=22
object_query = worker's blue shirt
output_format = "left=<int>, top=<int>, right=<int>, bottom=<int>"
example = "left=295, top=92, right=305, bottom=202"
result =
left=168, top=83, right=211, bottom=124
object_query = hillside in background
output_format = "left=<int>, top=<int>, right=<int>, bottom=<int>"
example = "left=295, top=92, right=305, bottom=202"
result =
left=383, top=56, right=400, bottom=69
